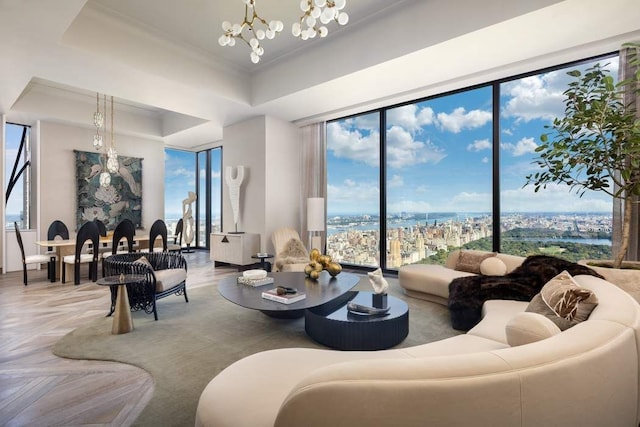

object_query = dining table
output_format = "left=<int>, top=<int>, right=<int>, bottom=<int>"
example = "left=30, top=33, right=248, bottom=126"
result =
left=35, top=235, right=151, bottom=281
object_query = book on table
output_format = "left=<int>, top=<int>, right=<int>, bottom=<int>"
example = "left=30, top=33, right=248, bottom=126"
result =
left=261, top=288, right=306, bottom=304
left=237, top=276, right=274, bottom=287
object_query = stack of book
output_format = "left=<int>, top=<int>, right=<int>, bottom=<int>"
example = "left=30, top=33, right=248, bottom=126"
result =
left=261, top=288, right=306, bottom=304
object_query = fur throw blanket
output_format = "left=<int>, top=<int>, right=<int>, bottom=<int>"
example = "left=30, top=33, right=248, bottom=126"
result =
left=447, top=255, right=603, bottom=331
left=275, top=238, right=309, bottom=271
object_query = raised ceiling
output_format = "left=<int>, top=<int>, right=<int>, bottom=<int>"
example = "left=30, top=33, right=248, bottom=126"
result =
left=1, top=0, right=639, bottom=149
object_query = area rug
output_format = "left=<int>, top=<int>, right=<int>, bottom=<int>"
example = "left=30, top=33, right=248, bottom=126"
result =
left=53, top=276, right=459, bottom=426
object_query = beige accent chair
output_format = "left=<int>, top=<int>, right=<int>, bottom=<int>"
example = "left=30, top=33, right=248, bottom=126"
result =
left=271, top=227, right=308, bottom=272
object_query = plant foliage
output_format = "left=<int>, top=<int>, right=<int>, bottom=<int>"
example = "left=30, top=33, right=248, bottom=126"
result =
left=525, top=43, right=640, bottom=267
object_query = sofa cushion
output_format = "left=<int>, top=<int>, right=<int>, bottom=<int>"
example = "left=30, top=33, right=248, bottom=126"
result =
left=154, top=268, right=187, bottom=292
left=480, top=257, right=507, bottom=275
left=455, top=250, right=497, bottom=274
left=541, top=270, right=599, bottom=322
left=505, top=312, right=561, bottom=346
left=467, top=300, right=529, bottom=344
left=526, top=271, right=598, bottom=331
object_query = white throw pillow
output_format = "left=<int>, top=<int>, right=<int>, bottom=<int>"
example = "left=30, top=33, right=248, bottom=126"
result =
left=505, top=312, right=561, bottom=346
left=480, top=256, right=507, bottom=275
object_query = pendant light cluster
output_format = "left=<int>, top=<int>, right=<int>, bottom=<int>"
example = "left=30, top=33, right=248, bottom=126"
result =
left=92, top=93, right=118, bottom=187
left=218, top=0, right=348, bottom=63
left=218, top=0, right=284, bottom=64
left=293, top=0, right=348, bottom=40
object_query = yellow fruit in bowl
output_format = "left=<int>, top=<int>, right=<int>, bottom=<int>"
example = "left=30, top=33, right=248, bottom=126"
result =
left=309, top=248, right=321, bottom=261
left=309, top=270, right=320, bottom=280
left=326, top=262, right=342, bottom=277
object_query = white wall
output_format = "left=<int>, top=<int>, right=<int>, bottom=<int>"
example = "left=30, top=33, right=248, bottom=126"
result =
left=222, top=115, right=300, bottom=253
left=39, top=121, right=164, bottom=237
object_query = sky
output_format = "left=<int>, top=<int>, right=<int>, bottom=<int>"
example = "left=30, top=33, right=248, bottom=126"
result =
left=4, top=123, right=27, bottom=218
left=327, top=56, right=618, bottom=216
left=164, top=148, right=221, bottom=219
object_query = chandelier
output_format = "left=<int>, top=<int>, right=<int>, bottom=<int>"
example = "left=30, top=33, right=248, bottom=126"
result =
left=292, top=0, right=349, bottom=40
left=218, top=0, right=284, bottom=64
left=92, top=93, right=118, bottom=187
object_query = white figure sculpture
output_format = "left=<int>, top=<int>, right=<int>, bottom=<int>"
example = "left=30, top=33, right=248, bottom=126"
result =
left=182, top=191, right=197, bottom=246
left=367, top=268, right=389, bottom=294
left=225, top=165, right=245, bottom=233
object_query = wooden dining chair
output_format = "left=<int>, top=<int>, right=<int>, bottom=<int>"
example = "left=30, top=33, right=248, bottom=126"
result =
left=15, top=222, right=52, bottom=286
left=62, top=221, right=100, bottom=285
left=46, top=220, right=69, bottom=281
left=149, top=219, right=168, bottom=252
left=102, top=219, right=136, bottom=276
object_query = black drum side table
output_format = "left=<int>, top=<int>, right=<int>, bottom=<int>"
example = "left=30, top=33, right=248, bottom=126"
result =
left=305, top=291, right=409, bottom=350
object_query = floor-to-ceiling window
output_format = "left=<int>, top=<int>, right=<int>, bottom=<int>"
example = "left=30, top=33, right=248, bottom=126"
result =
left=210, top=148, right=222, bottom=234
left=5, top=123, right=31, bottom=230
left=164, top=148, right=196, bottom=240
left=385, top=87, right=493, bottom=268
left=165, top=146, right=221, bottom=249
left=326, top=53, right=616, bottom=270
left=498, top=57, right=614, bottom=262
left=326, top=112, right=381, bottom=267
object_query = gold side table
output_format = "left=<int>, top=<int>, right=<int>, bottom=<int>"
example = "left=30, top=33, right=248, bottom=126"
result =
left=97, top=274, right=146, bottom=334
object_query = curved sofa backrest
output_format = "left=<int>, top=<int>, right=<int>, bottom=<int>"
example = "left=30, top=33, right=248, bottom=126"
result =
left=277, top=275, right=640, bottom=426
left=445, top=250, right=524, bottom=274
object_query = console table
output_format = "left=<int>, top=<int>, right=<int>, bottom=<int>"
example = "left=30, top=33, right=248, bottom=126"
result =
left=210, top=232, right=260, bottom=268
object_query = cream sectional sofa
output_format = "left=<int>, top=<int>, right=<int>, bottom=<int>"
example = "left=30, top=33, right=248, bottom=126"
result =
left=399, top=249, right=525, bottom=304
left=195, top=274, right=640, bottom=426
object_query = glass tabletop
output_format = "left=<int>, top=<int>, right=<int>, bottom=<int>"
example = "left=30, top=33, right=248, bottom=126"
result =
left=96, top=274, right=147, bottom=286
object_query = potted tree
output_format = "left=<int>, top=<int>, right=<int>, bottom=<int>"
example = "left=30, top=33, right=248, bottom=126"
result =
left=525, top=43, right=640, bottom=273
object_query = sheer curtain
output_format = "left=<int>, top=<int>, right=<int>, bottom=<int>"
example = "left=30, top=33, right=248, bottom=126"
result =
left=299, top=122, right=326, bottom=248
left=613, top=45, right=640, bottom=261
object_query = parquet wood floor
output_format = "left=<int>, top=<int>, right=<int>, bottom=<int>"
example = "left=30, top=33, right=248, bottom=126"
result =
left=0, top=250, right=230, bottom=427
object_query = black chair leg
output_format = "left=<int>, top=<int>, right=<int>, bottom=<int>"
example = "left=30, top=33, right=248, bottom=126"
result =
left=74, top=262, right=80, bottom=285
left=62, top=263, right=66, bottom=283
left=23, top=266, right=28, bottom=286
left=49, top=258, right=56, bottom=283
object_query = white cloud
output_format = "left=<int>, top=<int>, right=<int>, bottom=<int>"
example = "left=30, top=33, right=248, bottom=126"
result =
left=501, top=60, right=619, bottom=123
left=212, top=170, right=221, bottom=179
left=501, top=73, right=565, bottom=122
left=467, top=139, right=491, bottom=152
left=386, top=125, right=446, bottom=169
left=171, top=167, right=195, bottom=178
left=328, top=180, right=379, bottom=213
left=387, top=104, right=435, bottom=133
left=327, top=121, right=379, bottom=167
left=482, top=157, right=489, bottom=164
left=388, top=174, right=404, bottom=188
left=501, top=183, right=611, bottom=212
left=436, top=107, right=491, bottom=133
left=502, top=137, right=538, bottom=156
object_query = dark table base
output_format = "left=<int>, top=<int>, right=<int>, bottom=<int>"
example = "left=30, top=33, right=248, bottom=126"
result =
left=305, top=291, right=409, bottom=351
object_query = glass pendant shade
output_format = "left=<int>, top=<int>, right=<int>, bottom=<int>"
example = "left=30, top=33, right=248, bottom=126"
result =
left=99, top=171, right=111, bottom=187
left=93, top=133, right=103, bottom=150
left=93, top=111, right=104, bottom=128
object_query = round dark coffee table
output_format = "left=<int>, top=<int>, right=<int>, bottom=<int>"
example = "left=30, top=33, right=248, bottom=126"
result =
left=218, top=271, right=360, bottom=318
left=305, top=291, right=409, bottom=350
